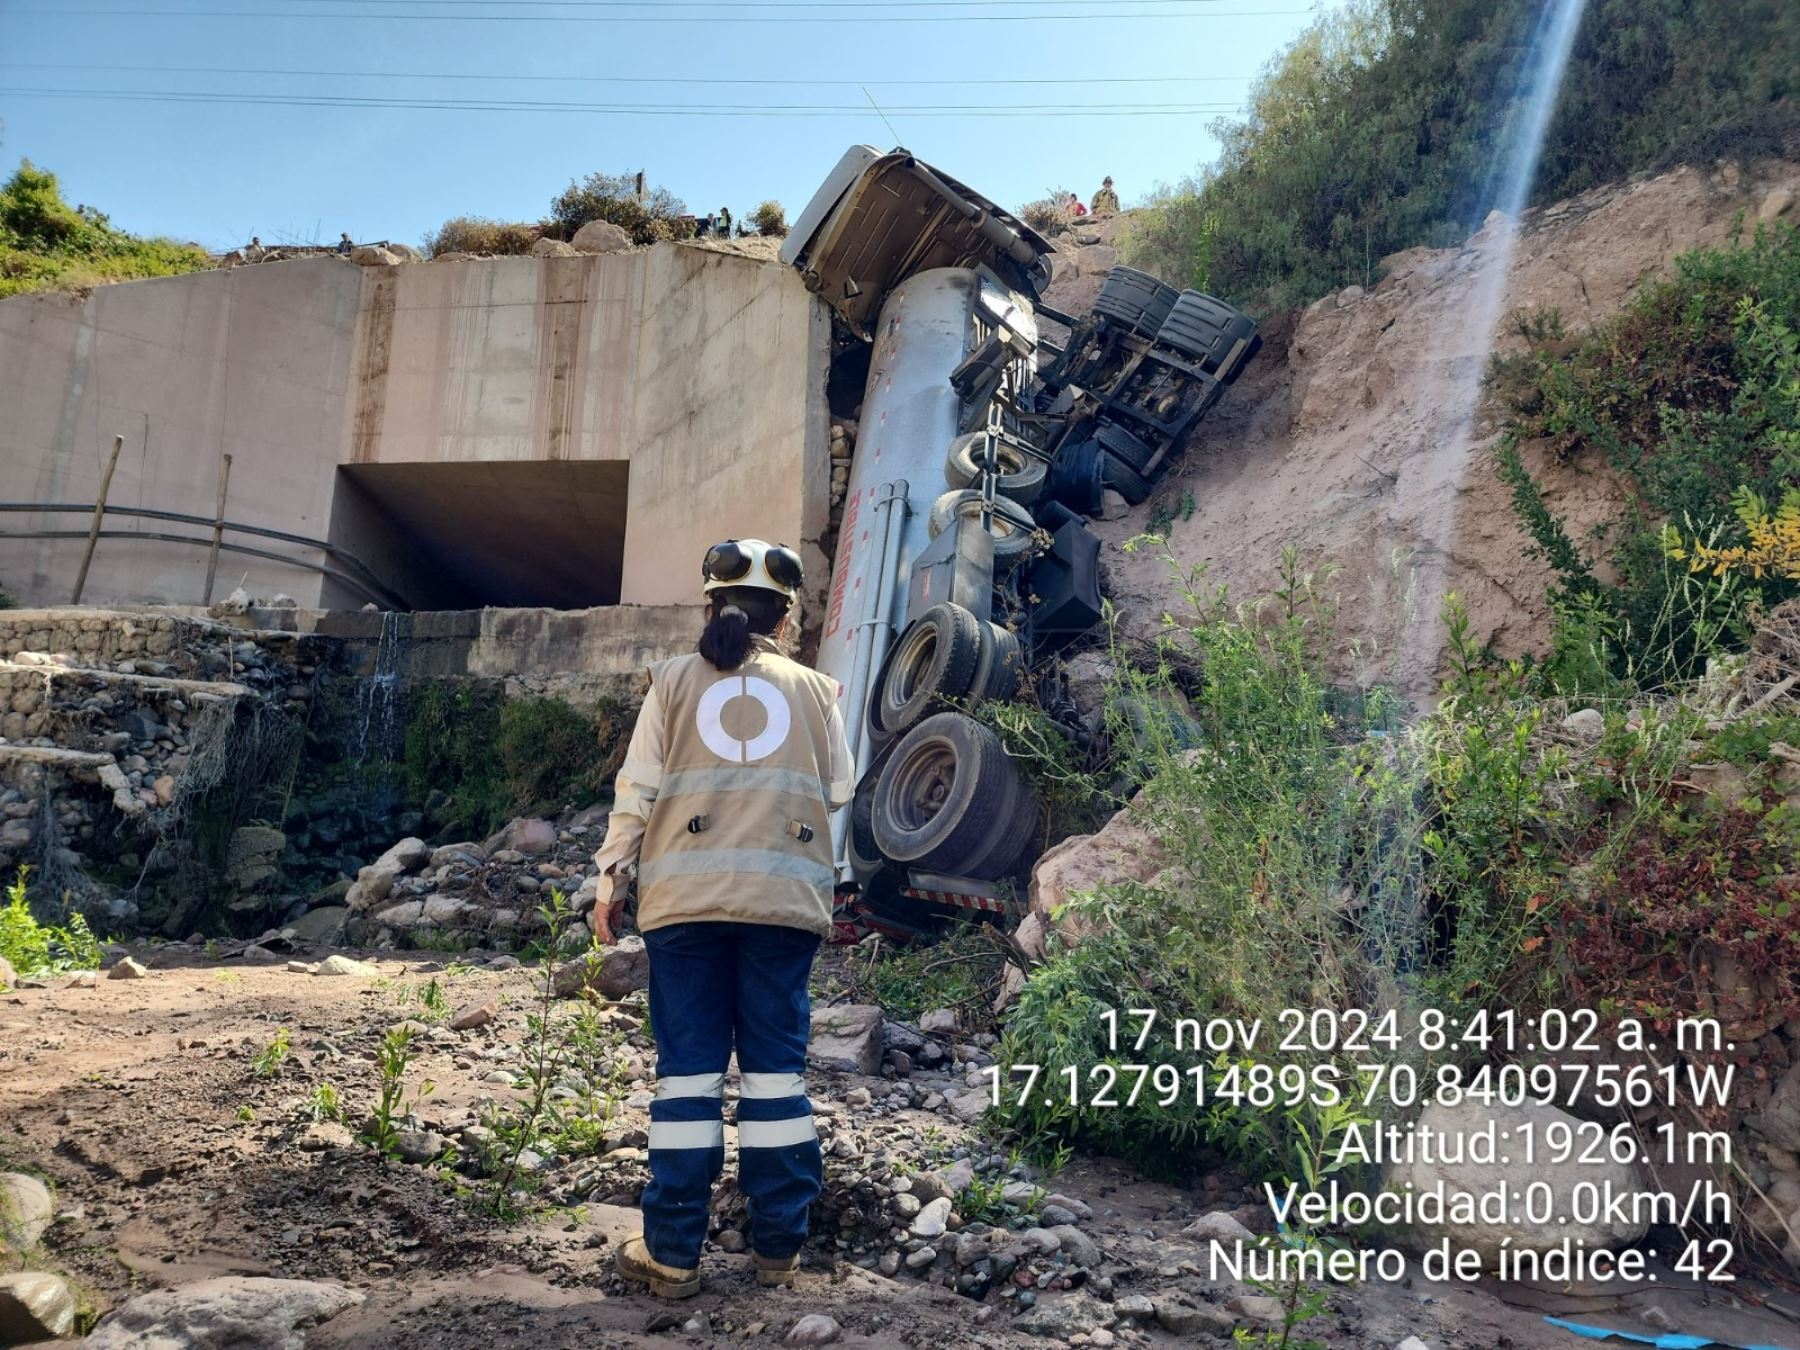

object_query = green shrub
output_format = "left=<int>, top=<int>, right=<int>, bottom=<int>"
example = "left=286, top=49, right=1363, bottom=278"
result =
left=545, top=171, right=688, bottom=246
left=421, top=216, right=540, bottom=258
left=1, top=867, right=104, bottom=982
left=995, top=546, right=1412, bottom=1179
left=1121, top=0, right=1800, bottom=310
left=750, top=200, right=787, bottom=238
left=402, top=682, right=634, bottom=834
left=1018, top=190, right=1077, bottom=237
left=1493, top=224, right=1800, bottom=687
left=0, top=160, right=210, bottom=299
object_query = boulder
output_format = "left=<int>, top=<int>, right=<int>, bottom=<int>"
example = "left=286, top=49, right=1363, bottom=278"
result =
left=224, top=826, right=286, bottom=891
left=285, top=905, right=347, bottom=945
left=0, top=1271, right=77, bottom=1342
left=315, top=954, right=378, bottom=978
left=1182, top=1210, right=1253, bottom=1244
left=0, top=1173, right=54, bottom=1252
left=1076, top=243, right=1119, bottom=276
left=108, top=956, right=148, bottom=979
left=1561, top=707, right=1604, bottom=741
left=1027, top=797, right=1167, bottom=948
left=571, top=219, right=632, bottom=254
left=808, top=1004, right=884, bottom=1075
left=345, top=837, right=428, bottom=911
left=909, top=1196, right=952, bottom=1239
left=503, top=818, right=559, bottom=855
left=448, top=1001, right=496, bottom=1031
left=1760, top=187, right=1795, bottom=222
left=918, top=1008, right=958, bottom=1036
left=552, top=935, right=649, bottom=999
left=530, top=238, right=579, bottom=258
left=785, top=1313, right=841, bottom=1345
left=84, top=1276, right=363, bottom=1349
left=1388, top=1100, right=1648, bottom=1267
left=350, top=245, right=399, bottom=266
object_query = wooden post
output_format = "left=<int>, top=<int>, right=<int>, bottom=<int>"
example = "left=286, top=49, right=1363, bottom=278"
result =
left=70, top=434, right=124, bottom=604
left=203, top=452, right=233, bottom=605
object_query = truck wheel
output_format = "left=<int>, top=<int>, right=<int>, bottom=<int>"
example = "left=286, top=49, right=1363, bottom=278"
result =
left=872, top=712, right=1039, bottom=879
left=850, top=771, right=884, bottom=869
left=870, top=603, right=983, bottom=737
left=944, top=431, right=1047, bottom=505
left=1094, top=421, right=1159, bottom=474
left=1094, top=266, right=1179, bottom=338
left=1101, top=453, right=1154, bottom=505
left=972, top=623, right=1023, bottom=702
left=1153, top=291, right=1260, bottom=383
left=928, top=490, right=1039, bottom=566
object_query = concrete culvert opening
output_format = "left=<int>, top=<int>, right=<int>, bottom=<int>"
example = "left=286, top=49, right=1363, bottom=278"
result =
left=327, top=460, right=629, bottom=610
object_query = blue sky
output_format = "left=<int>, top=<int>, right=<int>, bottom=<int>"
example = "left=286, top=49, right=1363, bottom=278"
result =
left=0, top=1, right=1330, bottom=252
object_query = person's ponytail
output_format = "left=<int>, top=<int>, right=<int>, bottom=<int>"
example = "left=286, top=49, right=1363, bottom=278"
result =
left=697, top=586, right=789, bottom=671
left=698, top=603, right=753, bottom=671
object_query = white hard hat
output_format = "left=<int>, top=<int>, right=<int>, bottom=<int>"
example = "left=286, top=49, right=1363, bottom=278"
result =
left=701, top=538, right=802, bottom=600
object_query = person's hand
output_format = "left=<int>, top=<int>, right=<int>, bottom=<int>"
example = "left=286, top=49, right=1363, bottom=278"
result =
left=593, top=895, right=628, bottom=945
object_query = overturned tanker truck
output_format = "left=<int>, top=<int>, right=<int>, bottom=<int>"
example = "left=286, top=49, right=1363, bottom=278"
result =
left=781, top=146, right=1260, bottom=942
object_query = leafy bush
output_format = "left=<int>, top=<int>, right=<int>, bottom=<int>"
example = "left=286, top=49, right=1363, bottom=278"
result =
left=1, top=867, right=104, bottom=983
left=421, top=216, right=540, bottom=258
left=750, top=200, right=787, bottom=238
left=1122, top=0, right=1800, bottom=310
left=545, top=171, right=688, bottom=246
left=0, top=160, right=210, bottom=299
left=403, top=682, right=634, bottom=834
left=1018, top=189, right=1077, bottom=237
left=1494, top=224, right=1800, bottom=687
left=996, top=547, right=1413, bottom=1178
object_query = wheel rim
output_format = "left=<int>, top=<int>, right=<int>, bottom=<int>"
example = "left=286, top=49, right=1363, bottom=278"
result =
left=889, top=625, right=938, bottom=709
left=889, top=738, right=958, bottom=833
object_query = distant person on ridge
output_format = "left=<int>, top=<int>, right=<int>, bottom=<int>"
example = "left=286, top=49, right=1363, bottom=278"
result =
left=716, top=206, right=733, bottom=238
left=1066, top=191, right=1088, bottom=219
left=336, top=232, right=354, bottom=255
left=1091, top=176, right=1120, bottom=215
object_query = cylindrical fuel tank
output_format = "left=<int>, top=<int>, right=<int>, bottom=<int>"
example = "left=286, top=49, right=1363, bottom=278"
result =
left=817, top=268, right=979, bottom=705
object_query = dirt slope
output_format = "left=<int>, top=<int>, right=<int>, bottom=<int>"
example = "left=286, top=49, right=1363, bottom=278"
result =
left=1068, top=161, right=1800, bottom=695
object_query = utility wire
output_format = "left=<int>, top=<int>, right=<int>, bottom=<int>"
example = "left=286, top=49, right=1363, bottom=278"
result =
left=0, top=61, right=1257, bottom=85
left=0, top=87, right=1245, bottom=115
left=8, top=6, right=1311, bottom=22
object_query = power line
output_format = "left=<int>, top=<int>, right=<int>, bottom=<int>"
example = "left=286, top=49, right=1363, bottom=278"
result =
left=232, top=0, right=1251, bottom=6
left=7, top=5, right=1310, bottom=22
left=0, top=87, right=1246, bottom=116
left=0, top=61, right=1258, bottom=85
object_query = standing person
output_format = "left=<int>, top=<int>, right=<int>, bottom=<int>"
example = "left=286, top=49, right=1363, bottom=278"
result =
left=716, top=206, right=733, bottom=238
left=593, top=539, right=852, bottom=1300
left=1091, top=176, right=1120, bottom=215
left=336, top=232, right=354, bottom=255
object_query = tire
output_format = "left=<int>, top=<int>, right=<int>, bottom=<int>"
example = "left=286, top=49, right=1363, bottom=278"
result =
left=968, top=620, right=1022, bottom=705
left=1101, top=453, right=1154, bottom=505
left=944, top=432, right=1047, bottom=505
left=849, top=762, right=885, bottom=869
left=1093, top=266, right=1179, bottom=338
left=927, top=490, right=1038, bottom=566
left=872, top=712, right=1040, bottom=879
left=1094, top=421, right=1158, bottom=475
left=1153, top=291, right=1260, bottom=382
left=870, top=603, right=983, bottom=737
left=978, top=624, right=1023, bottom=702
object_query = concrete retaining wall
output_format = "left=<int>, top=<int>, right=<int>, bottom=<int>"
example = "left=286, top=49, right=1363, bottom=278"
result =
left=0, top=248, right=830, bottom=614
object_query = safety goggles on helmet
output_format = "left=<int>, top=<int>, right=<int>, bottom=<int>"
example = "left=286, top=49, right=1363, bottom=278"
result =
left=701, top=538, right=803, bottom=599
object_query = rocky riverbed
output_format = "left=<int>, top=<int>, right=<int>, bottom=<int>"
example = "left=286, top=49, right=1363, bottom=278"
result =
left=4, top=941, right=1797, bottom=1348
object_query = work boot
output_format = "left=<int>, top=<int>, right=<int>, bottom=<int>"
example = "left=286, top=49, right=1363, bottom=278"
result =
left=615, top=1235, right=701, bottom=1299
left=753, top=1250, right=801, bottom=1287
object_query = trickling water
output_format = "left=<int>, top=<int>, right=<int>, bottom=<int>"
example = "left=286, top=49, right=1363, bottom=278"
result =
left=353, top=610, right=407, bottom=767
left=1400, top=0, right=1590, bottom=677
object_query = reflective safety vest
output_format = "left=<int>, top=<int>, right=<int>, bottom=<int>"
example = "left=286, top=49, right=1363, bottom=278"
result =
left=637, top=647, right=840, bottom=937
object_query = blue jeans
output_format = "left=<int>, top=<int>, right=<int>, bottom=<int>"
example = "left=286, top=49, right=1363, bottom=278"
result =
left=640, top=921, right=822, bottom=1268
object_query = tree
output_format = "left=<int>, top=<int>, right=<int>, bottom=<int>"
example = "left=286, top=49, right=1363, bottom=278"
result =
left=545, top=171, right=687, bottom=246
